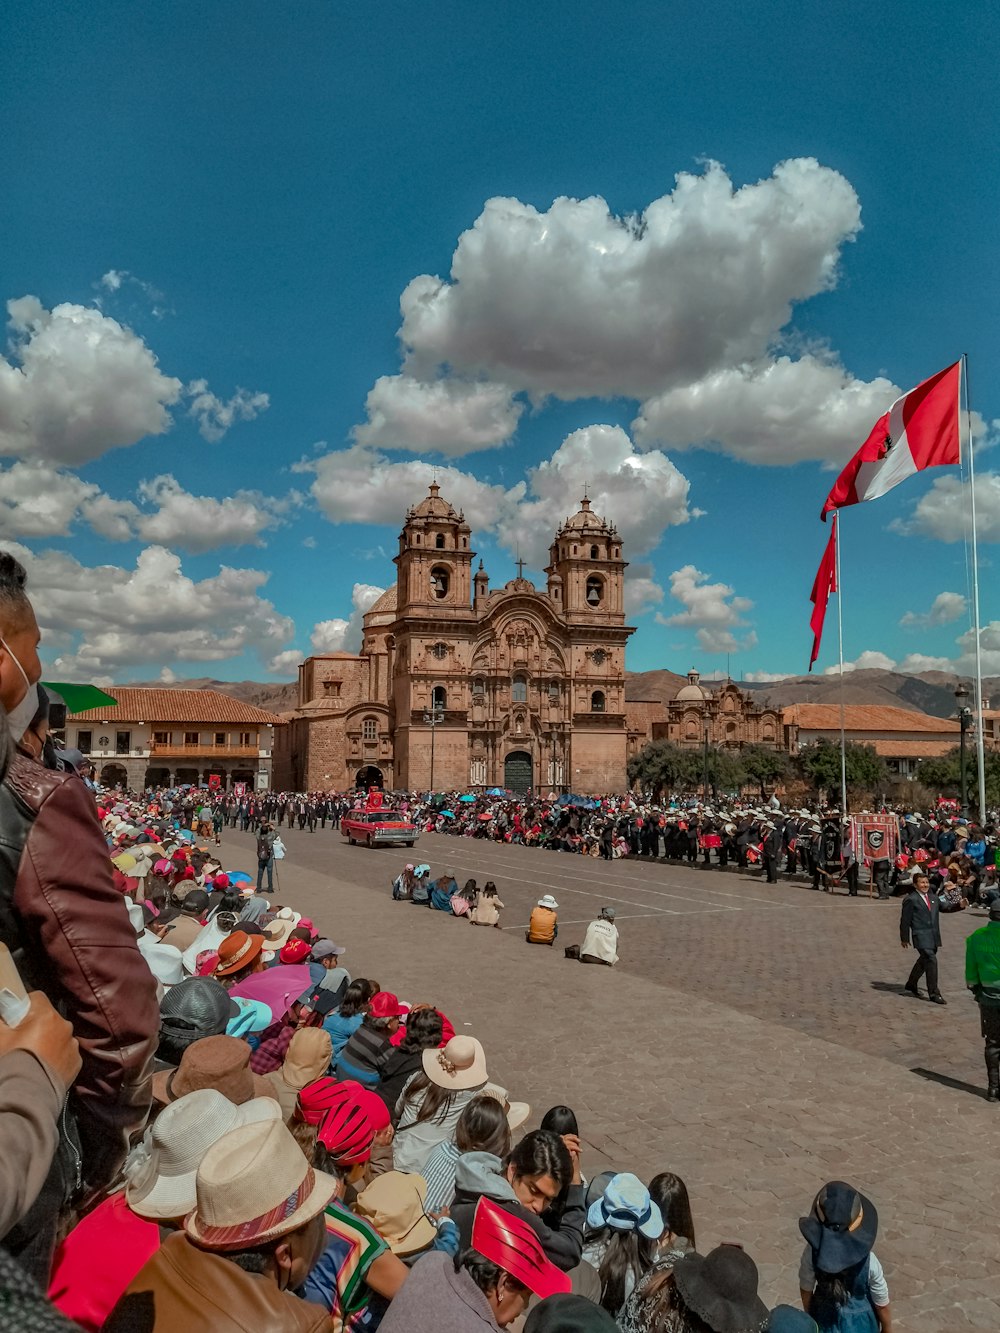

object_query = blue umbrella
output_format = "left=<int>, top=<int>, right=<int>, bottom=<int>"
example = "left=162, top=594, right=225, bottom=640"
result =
left=487, top=787, right=505, bottom=796
left=458, top=794, right=476, bottom=803
left=178, top=829, right=195, bottom=842
left=439, top=810, right=455, bottom=818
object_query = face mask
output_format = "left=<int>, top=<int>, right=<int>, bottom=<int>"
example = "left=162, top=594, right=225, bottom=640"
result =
left=1, top=636, right=40, bottom=743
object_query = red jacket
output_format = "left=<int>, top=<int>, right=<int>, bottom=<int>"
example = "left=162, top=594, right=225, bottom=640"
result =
left=2, top=755, right=158, bottom=1194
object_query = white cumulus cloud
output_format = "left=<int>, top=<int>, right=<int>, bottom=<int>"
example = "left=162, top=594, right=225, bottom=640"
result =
left=899, top=591, right=968, bottom=628
left=354, top=376, right=523, bottom=456
left=633, top=355, right=899, bottom=466
left=133, top=474, right=284, bottom=553
left=892, top=471, right=1000, bottom=543
left=0, top=462, right=100, bottom=538
left=186, top=380, right=270, bottom=443
left=0, top=296, right=182, bottom=464
left=658, top=564, right=756, bottom=654
left=4, top=542, right=294, bottom=676
left=823, top=649, right=897, bottom=675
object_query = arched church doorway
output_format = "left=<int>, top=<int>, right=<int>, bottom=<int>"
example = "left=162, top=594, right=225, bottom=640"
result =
left=504, top=751, right=533, bottom=795
left=101, top=763, right=128, bottom=788
left=356, top=765, right=384, bottom=790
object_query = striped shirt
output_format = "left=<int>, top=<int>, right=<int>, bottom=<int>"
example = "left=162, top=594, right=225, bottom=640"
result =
left=421, top=1141, right=461, bottom=1213
left=301, top=1200, right=388, bottom=1332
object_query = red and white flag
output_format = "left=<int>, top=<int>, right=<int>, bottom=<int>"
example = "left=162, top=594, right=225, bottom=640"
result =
left=808, top=518, right=838, bottom=671
left=821, top=361, right=961, bottom=519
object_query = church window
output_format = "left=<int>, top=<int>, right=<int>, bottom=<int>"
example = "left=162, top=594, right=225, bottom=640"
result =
left=548, top=682, right=560, bottom=702
left=590, top=545, right=598, bottom=559
left=430, top=566, right=449, bottom=599
left=435, top=533, right=445, bottom=549
left=586, top=575, right=604, bottom=607
left=431, top=642, right=448, bottom=659
left=362, top=717, right=378, bottom=741
left=511, top=675, right=527, bottom=703
left=573, top=545, right=578, bottom=555
left=431, top=685, right=447, bottom=710
left=591, top=690, right=606, bottom=712
left=472, top=678, right=486, bottom=697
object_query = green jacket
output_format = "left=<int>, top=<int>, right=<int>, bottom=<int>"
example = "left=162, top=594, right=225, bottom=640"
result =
left=965, top=920, right=1000, bottom=1007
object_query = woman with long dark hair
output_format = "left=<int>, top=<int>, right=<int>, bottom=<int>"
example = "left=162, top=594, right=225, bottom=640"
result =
left=617, top=1171, right=697, bottom=1333
left=421, top=1093, right=513, bottom=1213
left=798, top=1181, right=891, bottom=1332
left=376, top=1006, right=444, bottom=1113
left=393, top=1035, right=489, bottom=1173
left=322, top=978, right=377, bottom=1057
left=582, top=1173, right=663, bottom=1316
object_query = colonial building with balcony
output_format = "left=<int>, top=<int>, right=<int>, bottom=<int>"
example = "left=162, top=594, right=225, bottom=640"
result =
left=288, top=484, right=636, bottom=794
left=68, top=688, right=284, bottom=791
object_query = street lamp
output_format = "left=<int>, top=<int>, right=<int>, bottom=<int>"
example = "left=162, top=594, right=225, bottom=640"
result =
left=955, top=683, right=973, bottom=817
left=703, top=724, right=710, bottom=799
left=423, top=706, right=444, bottom=792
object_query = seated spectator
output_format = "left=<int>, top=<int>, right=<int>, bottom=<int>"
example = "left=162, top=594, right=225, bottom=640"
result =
left=377, top=1006, right=445, bottom=1114
left=579, top=906, right=620, bottom=966
left=322, top=978, right=377, bottom=1057
left=213, top=931, right=267, bottom=990
left=392, top=863, right=419, bottom=901
left=168, top=889, right=211, bottom=953
left=156, top=978, right=238, bottom=1070
left=450, top=1128, right=586, bottom=1271
left=152, top=1035, right=277, bottom=1108
left=470, top=880, right=504, bottom=928
left=393, top=1036, right=490, bottom=1174
left=354, top=1170, right=460, bottom=1264
left=582, top=1172, right=663, bottom=1315
left=524, top=1294, right=618, bottom=1330
left=429, top=869, right=459, bottom=912
left=336, top=991, right=406, bottom=1088
left=48, top=1089, right=280, bottom=1331
left=104, top=1118, right=337, bottom=1331
left=539, top=1105, right=581, bottom=1227
left=310, top=939, right=350, bottom=996
left=527, top=895, right=559, bottom=946
left=657, top=1246, right=769, bottom=1333
left=301, top=1086, right=409, bottom=1324
left=422, top=1093, right=512, bottom=1214
left=617, top=1172, right=697, bottom=1332
left=266, top=1028, right=333, bottom=1121
left=799, top=1181, right=891, bottom=1333
left=377, top=1195, right=571, bottom=1332
left=411, top=866, right=432, bottom=905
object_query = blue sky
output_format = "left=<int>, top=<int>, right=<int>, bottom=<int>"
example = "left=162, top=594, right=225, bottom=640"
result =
left=2, top=0, right=997, bottom=684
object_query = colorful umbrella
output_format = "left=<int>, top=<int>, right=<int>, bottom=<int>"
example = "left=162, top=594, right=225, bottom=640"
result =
left=229, top=964, right=313, bottom=1021
left=458, top=794, right=476, bottom=802
left=229, top=871, right=252, bottom=885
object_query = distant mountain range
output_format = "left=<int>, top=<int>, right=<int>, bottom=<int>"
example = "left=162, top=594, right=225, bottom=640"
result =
left=124, top=667, right=996, bottom=722
left=624, top=667, right=998, bottom=719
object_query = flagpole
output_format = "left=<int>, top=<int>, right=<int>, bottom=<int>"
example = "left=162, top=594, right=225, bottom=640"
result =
left=963, top=353, right=988, bottom=819
left=834, top=511, right=848, bottom=815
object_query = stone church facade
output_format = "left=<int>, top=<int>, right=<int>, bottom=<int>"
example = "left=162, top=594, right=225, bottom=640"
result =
left=288, top=484, right=635, bottom=794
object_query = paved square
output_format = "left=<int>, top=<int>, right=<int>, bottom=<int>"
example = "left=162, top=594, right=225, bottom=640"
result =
left=224, top=824, right=1000, bottom=1330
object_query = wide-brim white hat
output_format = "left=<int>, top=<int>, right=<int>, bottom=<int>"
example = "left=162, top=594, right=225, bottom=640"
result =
left=127, top=1090, right=280, bottom=1220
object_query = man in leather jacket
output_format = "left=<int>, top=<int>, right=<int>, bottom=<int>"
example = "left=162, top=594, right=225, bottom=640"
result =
left=0, top=551, right=158, bottom=1269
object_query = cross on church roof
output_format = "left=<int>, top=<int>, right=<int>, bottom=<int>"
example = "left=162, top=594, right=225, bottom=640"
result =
left=516, top=555, right=525, bottom=579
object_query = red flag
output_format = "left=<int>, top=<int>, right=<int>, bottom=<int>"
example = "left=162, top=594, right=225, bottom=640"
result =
left=207, top=773, right=221, bottom=790
left=809, top=519, right=838, bottom=671
left=821, top=361, right=961, bottom=519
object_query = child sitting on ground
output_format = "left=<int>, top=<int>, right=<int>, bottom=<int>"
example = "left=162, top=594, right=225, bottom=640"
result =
left=469, top=880, right=504, bottom=928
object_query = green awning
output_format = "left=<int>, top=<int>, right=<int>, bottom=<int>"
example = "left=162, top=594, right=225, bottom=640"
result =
left=42, top=683, right=118, bottom=713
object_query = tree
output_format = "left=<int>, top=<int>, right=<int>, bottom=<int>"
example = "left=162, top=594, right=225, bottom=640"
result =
left=628, top=742, right=700, bottom=799
left=705, top=747, right=747, bottom=797
left=918, top=747, right=1000, bottom=810
left=740, top=744, right=790, bottom=800
left=798, top=740, right=888, bottom=800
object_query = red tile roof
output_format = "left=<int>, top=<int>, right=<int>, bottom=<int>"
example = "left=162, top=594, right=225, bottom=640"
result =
left=870, top=739, right=958, bottom=758
left=784, top=704, right=959, bottom=734
left=70, top=688, right=284, bottom=725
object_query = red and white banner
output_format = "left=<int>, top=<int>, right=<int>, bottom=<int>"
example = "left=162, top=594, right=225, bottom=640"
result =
left=808, top=518, right=838, bottom=670
left=207, top=773, right=222, bottom=790
left=821, top=361, right=961, bottom=518
left=850, top=814, right=898, bottom=865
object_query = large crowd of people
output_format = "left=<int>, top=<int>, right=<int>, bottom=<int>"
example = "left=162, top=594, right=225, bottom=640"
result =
left=1, top=549, right=993, bottom=1329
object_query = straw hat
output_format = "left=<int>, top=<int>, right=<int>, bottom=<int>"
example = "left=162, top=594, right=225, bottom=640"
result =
left=277, top=1028, right=333, bottom=1091
left=263, top=908, right=302, bottom=950
left=480, top=1082, right=531, bottom=1131
left=185, top=1118, right=338, bottom=1250
left=127, top=1089, right=280, bottom=1220
left=354, top=1172, right=437, bottom=1255
left=422, top=1035, right=488, bottom=1090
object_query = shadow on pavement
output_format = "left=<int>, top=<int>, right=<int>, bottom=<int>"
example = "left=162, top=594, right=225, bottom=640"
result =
left=911, top=1067, right=989, bottom=1099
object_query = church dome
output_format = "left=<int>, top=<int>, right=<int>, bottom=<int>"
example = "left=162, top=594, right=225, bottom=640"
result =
left=406, top=482, right=468, bottom=526
left=557, top=496, right=615, bottom=537
left=675, top=668, right=706, bottom=702
left=366, top=586, right=397, bottom=617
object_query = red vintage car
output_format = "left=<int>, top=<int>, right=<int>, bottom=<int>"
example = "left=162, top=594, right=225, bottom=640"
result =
left=341, top=809, right=419, bottom=849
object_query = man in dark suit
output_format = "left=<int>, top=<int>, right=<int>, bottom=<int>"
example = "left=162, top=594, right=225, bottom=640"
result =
left=900, top=871, right=946, bottom=1003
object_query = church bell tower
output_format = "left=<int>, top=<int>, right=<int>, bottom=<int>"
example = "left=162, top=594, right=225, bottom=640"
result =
left=545, top=496, right=627, bottom=624
left=394, top=483, right=475, bottom=614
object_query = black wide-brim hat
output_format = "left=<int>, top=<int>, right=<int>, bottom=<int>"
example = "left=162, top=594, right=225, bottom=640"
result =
left=672, top=1246, right=769, bottom=1333
left=799, top=1180, right=878, bottom=1274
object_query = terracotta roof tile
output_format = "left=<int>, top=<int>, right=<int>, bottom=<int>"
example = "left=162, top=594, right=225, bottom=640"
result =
left=784, top=704, right=959, bottom=734
left=870, top=739, right=959, bottom=758
left=70, top=688, right=284, bottom=725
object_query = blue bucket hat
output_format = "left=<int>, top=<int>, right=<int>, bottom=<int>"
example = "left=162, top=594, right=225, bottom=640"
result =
left=586, top=1172, right=662, bottom=1239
